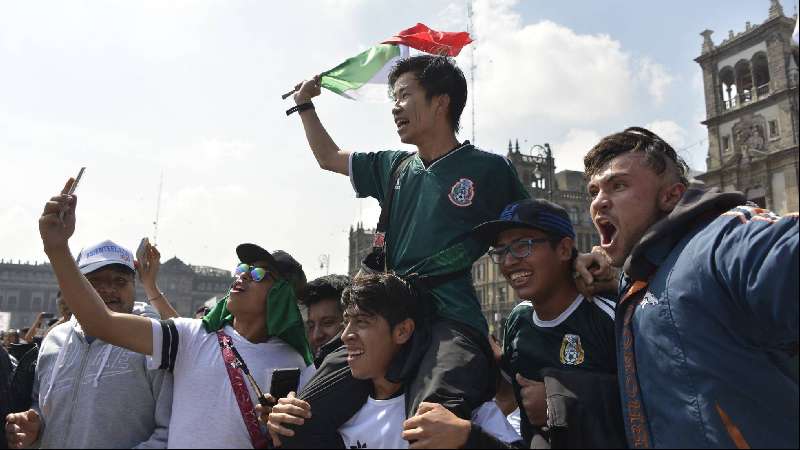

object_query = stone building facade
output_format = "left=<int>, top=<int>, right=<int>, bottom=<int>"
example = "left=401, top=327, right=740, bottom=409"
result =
left=346, top=141, right=598, bottom=337
left=695, top=1, right=799, bottom=214
left=0, top=257, right=232, bottom=330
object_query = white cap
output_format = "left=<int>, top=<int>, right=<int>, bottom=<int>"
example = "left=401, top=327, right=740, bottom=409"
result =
left=76, top=240, right=135, bottom=275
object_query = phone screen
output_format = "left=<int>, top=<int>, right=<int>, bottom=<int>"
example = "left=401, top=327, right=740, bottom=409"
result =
left=269, top=368, right=301, bottom=400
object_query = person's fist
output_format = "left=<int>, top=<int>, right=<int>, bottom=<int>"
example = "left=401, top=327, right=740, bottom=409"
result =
left=293, top=75, right=322, bottom=104
left=39, top=178, right=78, bottom=254
left=5, top=410, right=42, bottom=449
left=516, top=374, right=548, bottom=426
left=402, top=403, right=470, bottom=449
left=266, top=392, right=311, bottom=447
left=574, top=249, right=620, bottom=298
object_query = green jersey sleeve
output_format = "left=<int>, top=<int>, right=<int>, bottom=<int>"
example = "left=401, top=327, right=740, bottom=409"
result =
left=349, top=150, right=411, bottom=203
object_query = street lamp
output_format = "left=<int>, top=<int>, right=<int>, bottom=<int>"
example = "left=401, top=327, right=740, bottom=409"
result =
left=529, top=144, right=554, bottom=201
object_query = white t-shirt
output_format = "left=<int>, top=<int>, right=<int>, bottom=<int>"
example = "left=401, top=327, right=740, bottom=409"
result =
left=148, top=318, right=316, bottom=449
left=338, top=395, right=521, bottom=449
left=507, top=408, right=522, bottom=436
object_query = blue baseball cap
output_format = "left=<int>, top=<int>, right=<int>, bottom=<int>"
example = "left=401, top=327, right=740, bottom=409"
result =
left=473, top=199, right=576, bottom=245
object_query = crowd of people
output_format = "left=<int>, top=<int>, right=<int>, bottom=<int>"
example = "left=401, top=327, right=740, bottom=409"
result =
left=0, top=54, right=797, bottom=449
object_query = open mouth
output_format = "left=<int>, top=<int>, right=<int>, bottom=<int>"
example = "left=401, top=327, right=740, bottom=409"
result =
left=394, top=118, right=410, bottom=131
left=508, top=271, right=532, bottom=287
left=595, top=217, right=618, bottom=248
left=347, top=349, right=364, bottom=362
left=230, top=279, right=247, bottom=293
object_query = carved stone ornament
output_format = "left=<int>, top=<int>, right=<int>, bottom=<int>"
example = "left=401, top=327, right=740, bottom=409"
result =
left=732, top=113, right=768, bottom=161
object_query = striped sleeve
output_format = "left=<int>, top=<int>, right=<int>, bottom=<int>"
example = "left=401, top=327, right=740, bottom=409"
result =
left=592, top=296, right=616, bottom=320
left=147, top=318, right=180, bottom=372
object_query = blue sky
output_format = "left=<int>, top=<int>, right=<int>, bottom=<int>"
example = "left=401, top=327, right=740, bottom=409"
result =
left=0, top=0, right=797, bottom=278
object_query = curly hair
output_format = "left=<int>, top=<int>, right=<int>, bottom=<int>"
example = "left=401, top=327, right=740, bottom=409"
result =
left=584, top=127, right=689, bottom=186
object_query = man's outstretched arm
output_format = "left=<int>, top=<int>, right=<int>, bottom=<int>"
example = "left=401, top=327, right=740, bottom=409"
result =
left=293, top=76, right=350, bottom=175
left=39, top=179, right=153, bottom=356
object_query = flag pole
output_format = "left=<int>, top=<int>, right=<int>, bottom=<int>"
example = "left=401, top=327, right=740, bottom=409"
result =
left=468, top=0, right=477, bottom=144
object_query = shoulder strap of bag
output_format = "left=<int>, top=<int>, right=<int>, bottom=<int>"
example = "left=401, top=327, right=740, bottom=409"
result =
left=215, top=330, right=270, bottom=449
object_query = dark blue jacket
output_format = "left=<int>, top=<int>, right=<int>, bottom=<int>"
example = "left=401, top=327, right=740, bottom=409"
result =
left=618, top=186, right=798, bottom=448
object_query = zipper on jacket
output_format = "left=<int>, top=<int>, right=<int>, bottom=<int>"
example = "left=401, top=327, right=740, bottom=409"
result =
left=62, top=340, right=91, bottom=445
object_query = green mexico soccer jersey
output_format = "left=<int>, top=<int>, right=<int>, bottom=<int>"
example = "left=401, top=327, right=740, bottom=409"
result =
left=501, top=295, right=617, bottom=439
left=349, top=142, right=529, bottom=333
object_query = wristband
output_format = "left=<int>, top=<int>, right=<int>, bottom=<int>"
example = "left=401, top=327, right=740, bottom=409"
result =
left=286, top=102, right=314, bottom=116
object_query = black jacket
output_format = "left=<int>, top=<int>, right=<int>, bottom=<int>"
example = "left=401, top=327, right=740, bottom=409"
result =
left=530, top=367, right=627, bottom=449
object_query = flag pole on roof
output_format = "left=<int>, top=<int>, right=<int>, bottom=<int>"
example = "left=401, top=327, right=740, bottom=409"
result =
left=281, top=23, right=473, bottom=102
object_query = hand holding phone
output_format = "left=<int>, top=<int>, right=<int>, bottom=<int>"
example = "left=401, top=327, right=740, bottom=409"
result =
left=136, top=237, right=150, bottom=274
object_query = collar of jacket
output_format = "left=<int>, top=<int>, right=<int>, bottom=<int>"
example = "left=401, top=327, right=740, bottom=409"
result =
left=623, top=182, right=746, bottom=281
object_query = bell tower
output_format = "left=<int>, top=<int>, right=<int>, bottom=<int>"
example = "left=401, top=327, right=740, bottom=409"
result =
left=695, top=1, right=799, bottom=213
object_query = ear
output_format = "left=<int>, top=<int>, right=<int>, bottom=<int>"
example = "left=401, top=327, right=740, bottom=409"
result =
left=657, top=182, right=687, bottom=213
left=433, top=94, right=450, bottom=118
left=392, top=318, right=416, bottom=346
left=556, top=237, right=574, bottom=263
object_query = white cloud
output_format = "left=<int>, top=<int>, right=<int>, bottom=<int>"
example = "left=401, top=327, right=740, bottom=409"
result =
left=645, top=120, right=688, bottom=149
left=637, top=58, right=675, bottom=105
left=553, top=128, right=603, bottom=172
left=470, top=0, right=635, bottom=126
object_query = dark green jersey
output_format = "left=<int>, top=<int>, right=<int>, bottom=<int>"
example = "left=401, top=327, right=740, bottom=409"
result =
left=350, top=142, right=529, bottom=333
left=501, top=295, right=617, bottom=441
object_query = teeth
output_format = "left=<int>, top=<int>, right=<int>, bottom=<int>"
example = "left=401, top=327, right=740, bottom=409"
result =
left=510, top=272, right=531, bottom=281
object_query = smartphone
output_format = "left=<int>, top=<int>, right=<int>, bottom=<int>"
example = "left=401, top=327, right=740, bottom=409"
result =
left=269, top=368, right=301, bottom=401
left=136, top=237, right=150, bottom=273
left=59, top=167, right=86, bottom=222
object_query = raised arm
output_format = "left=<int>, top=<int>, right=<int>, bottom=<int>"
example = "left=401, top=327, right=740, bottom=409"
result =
left=38, top=179, right=153, bottom=356
left=292, top=76, right=351, bottom=175
left=137, top=243, right=179, bottom=320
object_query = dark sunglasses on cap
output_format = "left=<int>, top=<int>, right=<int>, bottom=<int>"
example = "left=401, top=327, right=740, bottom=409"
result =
left=234, top=263, right=274, bottom=283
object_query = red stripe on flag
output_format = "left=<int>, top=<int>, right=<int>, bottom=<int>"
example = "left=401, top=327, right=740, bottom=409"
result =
left=383, top=23, right=473, bottom=57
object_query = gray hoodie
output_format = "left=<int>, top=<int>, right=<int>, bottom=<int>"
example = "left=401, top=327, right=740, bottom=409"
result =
left=32, top=302, right=172, bottom=449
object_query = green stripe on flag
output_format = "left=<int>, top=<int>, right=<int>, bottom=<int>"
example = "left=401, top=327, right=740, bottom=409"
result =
left=321, top=44, right=401, bottom=96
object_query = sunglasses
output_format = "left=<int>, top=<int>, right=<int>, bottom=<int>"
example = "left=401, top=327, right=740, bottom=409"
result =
left=234, top=263, right=273, bottom=282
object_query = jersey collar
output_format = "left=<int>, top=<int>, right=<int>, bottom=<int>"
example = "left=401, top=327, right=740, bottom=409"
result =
left=532, top=294, right=584, bottom=328
left=417, top=141, right=471, bottom=170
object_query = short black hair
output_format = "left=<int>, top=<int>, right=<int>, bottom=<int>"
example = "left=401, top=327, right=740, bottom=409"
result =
left=584, top=127, right=689, bottom=186
left=388, top=55, right=468, bottom=133
left=301, top=274, right=351, bottom=309
left=341, top=273, right=418, bottom=328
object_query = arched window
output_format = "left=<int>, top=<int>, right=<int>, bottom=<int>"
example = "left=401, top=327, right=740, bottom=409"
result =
left=752, top=52, right=770, bottom=98
left=734, top=60, right=754, bottom=105
left=719, top=66, right=737, bottom=110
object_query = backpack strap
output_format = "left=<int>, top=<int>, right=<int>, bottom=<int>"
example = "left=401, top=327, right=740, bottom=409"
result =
left=375, top=152, right=415, bottom=234
left=373, top=153, right=415, bottom=270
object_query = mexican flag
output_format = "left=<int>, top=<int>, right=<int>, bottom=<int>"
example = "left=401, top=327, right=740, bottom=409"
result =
left=318, top=23, right=472, bottom=101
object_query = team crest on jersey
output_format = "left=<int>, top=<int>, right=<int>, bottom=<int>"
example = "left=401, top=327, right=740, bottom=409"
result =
left=560, top=334, right=585, bottom=366
left=448, top=178, right=475, bottom=207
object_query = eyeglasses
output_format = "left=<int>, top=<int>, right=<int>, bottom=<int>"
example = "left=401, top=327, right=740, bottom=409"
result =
left=488, top=238, right=553, bottom=264
left=234, top=264, right=272, bottom=282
